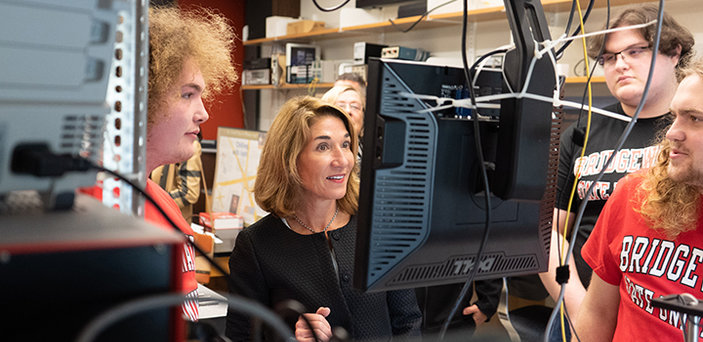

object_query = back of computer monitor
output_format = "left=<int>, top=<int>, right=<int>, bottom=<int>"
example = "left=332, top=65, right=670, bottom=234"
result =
left=355, top=58, right=556, bottom=292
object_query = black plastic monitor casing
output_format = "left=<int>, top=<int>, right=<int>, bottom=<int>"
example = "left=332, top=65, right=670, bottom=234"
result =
left=353, top=0, right=558, bottom=293
left=354, top=58, right=558, bottom=292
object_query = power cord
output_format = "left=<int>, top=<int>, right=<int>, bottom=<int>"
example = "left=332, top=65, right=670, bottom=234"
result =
left=93, top=162, right=323, bottom=342
left=554, top=0, right=595, bottom=59
left=10, top=145, right=323, bottom=342
left=547, top=1, right=610, bottom=340
left=387, top=0, right=457, bottom=33
left=438, top=0, right=494, bottom=338
left=573, top=0, right=610, bottom=132
left=311, top=0, right=351, bottom=12
left=75, top=293, right=294, bottom=342
left=544, top=1, right=666, bottom=341
left=553, top=1, right=597, bottom=340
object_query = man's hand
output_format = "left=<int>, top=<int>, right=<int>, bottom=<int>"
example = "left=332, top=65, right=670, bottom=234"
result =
left=295, top=307, right=332, bottom=342
left=463, top=304, right=488, bottom=326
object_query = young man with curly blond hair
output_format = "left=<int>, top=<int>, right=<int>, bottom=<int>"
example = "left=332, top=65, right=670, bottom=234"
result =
left=575, top=57, right=703, bottom=341
left=145, top=5, right=237, bottom=322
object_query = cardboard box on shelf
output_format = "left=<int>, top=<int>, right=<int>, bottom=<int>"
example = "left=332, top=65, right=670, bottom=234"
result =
left=287, top=20, right=325, bottom=35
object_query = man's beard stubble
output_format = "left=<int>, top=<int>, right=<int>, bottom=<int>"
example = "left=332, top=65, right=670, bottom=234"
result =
left=668, top=160, right=703, bottom=190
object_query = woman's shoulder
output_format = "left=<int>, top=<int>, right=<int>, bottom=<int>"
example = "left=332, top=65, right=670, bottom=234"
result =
left=333, top=214, right=357, bottom=232
left=242, top=214, right=284, bottom=236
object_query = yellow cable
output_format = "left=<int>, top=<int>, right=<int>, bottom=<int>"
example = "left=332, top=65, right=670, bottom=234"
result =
left=308, top=77, right=320, bottom=96
left=558, top=1, right=595, bottom=341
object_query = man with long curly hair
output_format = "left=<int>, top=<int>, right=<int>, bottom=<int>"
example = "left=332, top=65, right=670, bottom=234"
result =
left=538, top=5, right=695, bottom=332
left=145, top=5, right=236, bottom=323
left=575, top=57, right=703, bottom=341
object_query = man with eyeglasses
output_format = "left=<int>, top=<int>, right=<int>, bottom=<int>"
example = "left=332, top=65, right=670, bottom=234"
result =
left=538, top=4, right=694, bottom=336
left=322, top=85, right=367, bottom=168
left=335, top=72, right=367, bottom=100
left=596, top=45, right=651, bottom=67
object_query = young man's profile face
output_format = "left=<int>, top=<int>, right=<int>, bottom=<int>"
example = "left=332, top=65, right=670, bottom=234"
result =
left=666, top=73, right=703, bottom=189
left=146, top=58, right=208, bottom=172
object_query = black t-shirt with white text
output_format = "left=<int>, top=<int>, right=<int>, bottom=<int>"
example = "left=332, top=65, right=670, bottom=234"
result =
left=555, top=102, right=671, bottom=287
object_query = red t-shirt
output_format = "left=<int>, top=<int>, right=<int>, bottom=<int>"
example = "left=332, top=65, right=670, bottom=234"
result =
left=583, top=174, right=703, bottom=341
left=145, top=179, right=199, bottom=321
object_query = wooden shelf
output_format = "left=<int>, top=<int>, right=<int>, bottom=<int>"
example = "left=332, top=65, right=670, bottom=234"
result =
left=428, top=5, right=506, bottom=23
left=242, top=0, right=654, bottom=46
left=565, top=76, right=605, bottom=83
left=243, top=28, right=342, bottom=45
left=241, top=82, right=334, bottom=90
left=540, top=0, right=645, bottom=12
left=241, top=77, right=603, bottom=91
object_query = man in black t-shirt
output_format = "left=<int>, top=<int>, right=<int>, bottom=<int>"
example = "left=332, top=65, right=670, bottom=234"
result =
left=538, top=4, right=695, bottom=325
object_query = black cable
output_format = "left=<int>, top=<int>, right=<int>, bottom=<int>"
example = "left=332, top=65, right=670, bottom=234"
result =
left=562, top=0, right=578, bottom=41
left=546, top=15, right=604, bottom=342
left=563, top=303, right=582, bottom=342
left=189, top=321, right=232, bottom=342
left=470, top=48, right=508, bottom=74
left=92, top=163, right=232, bottom=281
left=546, top=1, right=609, bottom=340
left=548, top=59, right=595, bottom=342
left=555, top=0, right=596, bottom=59
left=89, top=162, right=326, bottom=342
left=311, top=0, right=352, bottom=12
left=572, top=58, right=587, bottom=77
left=575, top=0, right=610, bottom=129
left=552, top=0, right=609, bottom=272
left=544, top=1, right=665, bottom=340
left=438, top=0, right=493, bottom=338
left=75, top=293, right=294, bottom=342
left=551, top=0, right=609, bottom=273
left=555, top=0, right=595, bottom=58
left=388, top=0, right=457, bottom=33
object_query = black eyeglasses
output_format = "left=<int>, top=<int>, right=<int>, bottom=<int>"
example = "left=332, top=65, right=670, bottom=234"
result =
left=597, top=45, right=652, bottom=66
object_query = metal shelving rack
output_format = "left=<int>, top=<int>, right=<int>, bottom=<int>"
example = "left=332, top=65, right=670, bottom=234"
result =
left=102, top=0, right=149, bottom=216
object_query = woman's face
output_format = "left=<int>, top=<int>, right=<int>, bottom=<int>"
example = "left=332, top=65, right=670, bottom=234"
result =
left=297, top=115, right=355, bottom=203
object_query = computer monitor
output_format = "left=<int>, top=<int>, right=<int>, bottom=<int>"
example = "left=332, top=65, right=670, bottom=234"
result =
left=353, top=57, right=558, bottom=292
left=354, top=0, right=558, bottom=293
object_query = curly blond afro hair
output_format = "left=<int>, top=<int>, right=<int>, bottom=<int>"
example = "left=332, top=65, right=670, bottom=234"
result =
left=148, top=6, right=238, bottom=124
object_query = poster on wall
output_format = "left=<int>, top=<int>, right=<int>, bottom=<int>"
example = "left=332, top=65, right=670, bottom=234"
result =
left=212, top=127, right=268, bottom=226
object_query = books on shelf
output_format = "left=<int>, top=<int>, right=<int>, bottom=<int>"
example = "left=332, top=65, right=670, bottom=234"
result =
left=199, top=212, right=243, bottom=230
left=199, top=212, right=243, bottom=254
